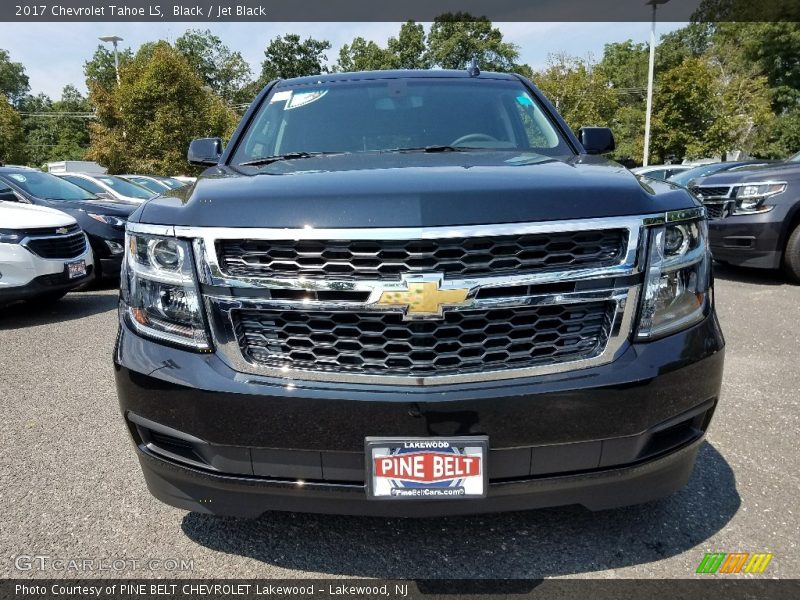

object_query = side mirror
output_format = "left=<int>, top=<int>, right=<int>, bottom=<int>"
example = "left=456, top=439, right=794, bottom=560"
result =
left=188, top=137, right=222, bottom=166
left=578, top=127, right=615, bottom=155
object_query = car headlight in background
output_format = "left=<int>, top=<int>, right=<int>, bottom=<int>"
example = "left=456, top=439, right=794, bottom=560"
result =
left=733, top=181, right=786, bottom=215
left=88, top=213, right=127, bottom=228
left=0, top=229, right=22, bottom=244
left=637, top=208, right=711, bottom=340
left=122, top=229, right=210, bottom=351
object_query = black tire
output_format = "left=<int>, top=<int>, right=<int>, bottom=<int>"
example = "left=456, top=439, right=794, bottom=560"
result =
left=784, top=223, right=800, bottom=283
left=25, top=290, right=68, bottom=306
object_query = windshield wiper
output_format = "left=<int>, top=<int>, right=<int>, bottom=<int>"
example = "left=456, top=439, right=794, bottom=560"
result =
left=240, top=151, right=345, bottom=167
left=383, top=145, right=470, bottom=154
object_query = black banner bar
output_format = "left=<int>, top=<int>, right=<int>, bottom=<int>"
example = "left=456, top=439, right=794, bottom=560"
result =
left=3, top=579, right=800, bottom=600
left=2, top=0, right=799, bottom=22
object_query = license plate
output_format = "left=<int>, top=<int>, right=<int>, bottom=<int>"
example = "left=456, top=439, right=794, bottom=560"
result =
left=67, top=260, right=86, bottom=279
left=366, top=437, right=488, bottom=500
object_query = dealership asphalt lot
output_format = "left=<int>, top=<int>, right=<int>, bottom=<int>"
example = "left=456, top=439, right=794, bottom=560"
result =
left=0, top=264, right=798, bottom=579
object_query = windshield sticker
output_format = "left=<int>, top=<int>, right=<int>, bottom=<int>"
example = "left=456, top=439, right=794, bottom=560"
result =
left=269, top=90, right=292, bottom=104
left=516, top=95, right=534, bottom=107
left=9, top=174, right=27, bottom=182
left=286, top=89, right=328, bottom=110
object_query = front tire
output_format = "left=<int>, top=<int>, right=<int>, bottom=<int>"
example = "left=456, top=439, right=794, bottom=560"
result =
left=784, top=223, right=800, bottom=283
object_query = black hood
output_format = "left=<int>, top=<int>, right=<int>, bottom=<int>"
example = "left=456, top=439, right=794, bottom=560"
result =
left=136, top=152, right=698, bottom=228
left=697, top=160, right=800, bottom=185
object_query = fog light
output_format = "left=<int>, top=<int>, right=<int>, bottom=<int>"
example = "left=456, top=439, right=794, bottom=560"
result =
left=105, top=240, right=124, bottom=255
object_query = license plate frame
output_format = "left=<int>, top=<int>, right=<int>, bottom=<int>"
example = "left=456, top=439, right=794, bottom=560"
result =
left=365, top=436, right=488, bottom=500
left=66, top=259, right=87, bottom=280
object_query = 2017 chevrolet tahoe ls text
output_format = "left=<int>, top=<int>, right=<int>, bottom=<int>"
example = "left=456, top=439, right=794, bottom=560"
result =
left=114, top=69, right=724, bottom=517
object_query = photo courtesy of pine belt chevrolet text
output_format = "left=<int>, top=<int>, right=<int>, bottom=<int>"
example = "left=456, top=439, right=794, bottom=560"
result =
left=113, top=68, right=725, bottom=517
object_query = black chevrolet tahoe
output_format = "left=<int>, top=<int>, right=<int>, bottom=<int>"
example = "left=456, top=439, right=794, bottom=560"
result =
left=690, top=151, right=800, bottom=280
left=114, top=70, right=724, bottom=517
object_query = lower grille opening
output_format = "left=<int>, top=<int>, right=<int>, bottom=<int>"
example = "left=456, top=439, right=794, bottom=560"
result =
left=233, top=301, right=615, bottom=377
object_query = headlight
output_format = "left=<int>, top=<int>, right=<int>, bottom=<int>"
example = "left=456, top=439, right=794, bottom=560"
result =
left=88, top=213, right=127, bottom=228
left=122, top=230, right=211, bottom=350
left=637, top=209, right=711, bottom=340
left=733, top=181, right=786, bottom=215
left=0, top=229, right=22, bottom=244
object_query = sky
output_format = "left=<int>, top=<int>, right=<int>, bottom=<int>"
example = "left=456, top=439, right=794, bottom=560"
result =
left=1, top=21, right=686, bottom=99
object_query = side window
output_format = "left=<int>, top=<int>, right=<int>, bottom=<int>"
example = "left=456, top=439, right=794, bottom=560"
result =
left=647, top=169, right=665, bottom=180
left=512, top=93, right=558, bottom=149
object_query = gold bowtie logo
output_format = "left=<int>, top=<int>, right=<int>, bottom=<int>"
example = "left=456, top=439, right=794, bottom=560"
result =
left=377, top=280, right=470, bottom=318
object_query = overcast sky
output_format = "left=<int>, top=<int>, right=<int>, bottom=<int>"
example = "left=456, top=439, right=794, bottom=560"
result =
left=2, top=21, right=686, bottom=99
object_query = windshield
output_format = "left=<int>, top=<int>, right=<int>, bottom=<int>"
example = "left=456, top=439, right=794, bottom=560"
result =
left=158, top=177, right=186, bottom=189
left=789, top=151, right=800, bottom=163
left=2, top=171, right=96, bottom=201
left=128, top=177, right=167, bottom=193
left=232, top=78, right=572, bottom=165
left=95, top=176, right=154, bottom=199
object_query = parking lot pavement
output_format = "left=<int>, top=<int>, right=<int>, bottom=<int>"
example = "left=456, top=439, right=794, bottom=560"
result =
left=0, top=266, right=798, bottom=580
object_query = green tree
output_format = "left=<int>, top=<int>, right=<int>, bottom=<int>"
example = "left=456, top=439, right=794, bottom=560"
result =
left=655, top=23, right=714, bottom=72
left=175, top=29, right=252, bottom=104
left=88, top=41, right=238, bottom=175
left=650, top=56, right=773, bottom=162
left=0, top=94, right=26, bottom=163
left=598, top=40, right=648, bottom=103
left=534, top=53, right=618, bottom=133
left=84, top=45, right=134, bottom=92
left=714, top=22, right=800, bottom=112
left=258, top=34, right=331, bottom=84
left=0, top=49, right=30, bottom=106
left=336, top=38, right=394, bottom=72
left=426, top=13, right=523, bottom=72
left=387, top=22, right=430, bottom=70
left=19, top=86, right=93, bottom=167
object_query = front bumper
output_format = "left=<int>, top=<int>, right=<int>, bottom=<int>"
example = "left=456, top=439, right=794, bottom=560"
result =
left=115, top=304, right=724, bottom=517
left=708, top=207, right=788, bottom=269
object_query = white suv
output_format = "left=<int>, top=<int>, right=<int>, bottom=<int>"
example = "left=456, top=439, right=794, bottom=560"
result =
left=0, top=199, right=94, bottom=306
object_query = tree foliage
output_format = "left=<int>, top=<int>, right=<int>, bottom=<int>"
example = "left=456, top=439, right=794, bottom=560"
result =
left=535, top=53, right=618, bottom=132
left=175, top=29, right=251, bottom=104
left=427, top=13, right=522, bottom=72
left=84, top=45, right=134, bottom=93
left=18, top=86, right=93, bottom=167
left=87, top=41, right=238, bottom=175
left=0, top=49, right=30, bottom=106
left=258, top=34, right=331, bottom=84
left=0, top=94, right=25, bottom=164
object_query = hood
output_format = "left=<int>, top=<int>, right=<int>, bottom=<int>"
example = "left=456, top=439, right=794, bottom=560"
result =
left=698, top=161, right=800, bottom=185
left=138, top=152, right=697, bottom=228
left=0, top=201, right=75, bottom=230
left=42, top=198, right=139, bottom=217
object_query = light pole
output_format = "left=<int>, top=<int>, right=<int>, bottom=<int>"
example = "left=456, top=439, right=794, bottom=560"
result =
left=98, top=35, right=124, bottom=85
left=642, top=0, right=670, bottom=167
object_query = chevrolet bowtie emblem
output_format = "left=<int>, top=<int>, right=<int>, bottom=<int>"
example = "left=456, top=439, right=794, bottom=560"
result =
left=376, top=278, right=471, bottom=319
left=55, top=227, right=70, bottom=234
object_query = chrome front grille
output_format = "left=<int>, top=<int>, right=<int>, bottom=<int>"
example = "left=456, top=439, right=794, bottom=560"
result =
left=215, top=229, right=627, bottom=280
left=234, top=301, right=615, bottom=378
left=172, top=216, right=652, bottom=385
left=692, top=186, right=732, bottom=199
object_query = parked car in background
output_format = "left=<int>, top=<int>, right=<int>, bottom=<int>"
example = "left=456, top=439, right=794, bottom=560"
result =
left=631, top=164, right=692, bottom=181
left=0, top=168, right=137, bottom=281
left=691, top=151, right=800, bottom=280
left=668, top=161, right=773, bottom=189
left=120, top=175, right=187, bottom=193
left=57, top=173, right=154, bottom=203
left=0, top=196, right=93, bottom=306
